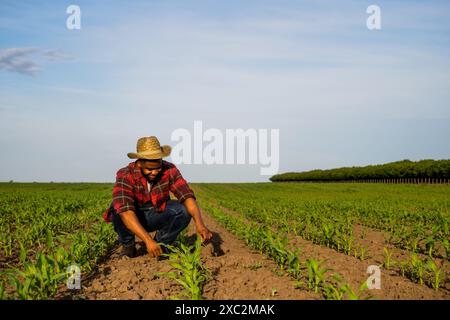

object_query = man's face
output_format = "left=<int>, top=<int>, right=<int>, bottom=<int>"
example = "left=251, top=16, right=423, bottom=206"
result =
left=138, top=159, right=163, bottom=181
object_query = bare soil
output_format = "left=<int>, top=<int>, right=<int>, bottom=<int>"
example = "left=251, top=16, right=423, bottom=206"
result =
left=59, top=205, right=449, bottom=300
left=73, top=210, right=319, bottom=300
left=213, top=203, right=450, bottom=300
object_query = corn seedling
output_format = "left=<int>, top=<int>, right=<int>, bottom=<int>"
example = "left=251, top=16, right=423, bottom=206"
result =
left=354, top=245, right=366, bottom=261
left=247, top=262, right=263, bottom=271
left=410, top=237, right=420, bottom=253
left=341, top=281, right=369, bottom=300
left=7, top=251, right=68, bottom=300
left=359, top=229, right=368, bottom=240
left=286, top=250, right=302, bottom=280
left=424, top=235, right=436, bottom=258
left=0, top=280, right=5, bottom=300
left=382, top=247, right=393, bottom=270
left=323, top=275, right=345, bottom=300
left=410, top=253, right=425, bottom=286
left=440, top=238, right=450, bottom=260
left=323, top=283, right=345, bottom=300
left=271, top=288, right=278, bottom=297
left=425, top=259, right=443, bottom=290
left=341, top=234, right=354, bottom=255
left=3, top=236, right=13, bottom=257
left=159, top=237, right=209, bottom=300
left=305, top=259, right=330, bottom=293
left=399, top=261, right=409, bottom=277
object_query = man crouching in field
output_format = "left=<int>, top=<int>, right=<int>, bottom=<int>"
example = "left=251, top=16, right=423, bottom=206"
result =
left=103, top=136, right=212, bottom=258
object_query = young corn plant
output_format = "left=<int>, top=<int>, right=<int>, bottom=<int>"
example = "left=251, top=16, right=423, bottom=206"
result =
left=442, top=238, right=450, bottom=261
left=353, top=245, right=366, bottom=261
left=410, top=253, right=425, bottom=286
left=271, top=287, right=278, bottom=297
left=341, top=233, right=354, bottom=255
left=424, top=234, right=436, bottom=258
left=323, top=283, right=345, bottom=300
left=19, top=242, right=28, bottom=266
left=270, top=236, right=290, bottom=269
left=382, top=247, right=393, bottom=270
left=0, top=280, right=5, bottom=300
left=159, top=237, right=209, bottom=300
left=305, top=259, right=330, bottom=293
left=322, top=274, right=369, bottom=300
left=70, top=231, right=92, bottom=270
left=322, top=224, right=335, bottom=248
left=286, top=250, right=302, bottom=280
left=323, top=275, right=346, bottom=300
left=425, top=259, right=444, bottom=291
left=410, top=237, right=420, bottom=254
left=341, top=281, right=369, bottom=300
left=3, top=235, right=13, bottom=257
left=399, top=261, right=409, bottom=277
left=247, top=262, right=263, bottom=271
left=7, top=251, right=68, bottom=300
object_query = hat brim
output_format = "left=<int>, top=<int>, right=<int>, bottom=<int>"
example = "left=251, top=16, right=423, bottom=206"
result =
left=127, top=145, right=171, bottom=160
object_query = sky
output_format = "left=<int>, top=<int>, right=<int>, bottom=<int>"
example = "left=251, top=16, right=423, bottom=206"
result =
left=1, top=0, right=450, bottom=182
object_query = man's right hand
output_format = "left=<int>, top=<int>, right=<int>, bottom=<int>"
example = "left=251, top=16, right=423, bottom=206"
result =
left=119, top=210, right=164, bottom=258
left=145, top=239, right=163, bottom=257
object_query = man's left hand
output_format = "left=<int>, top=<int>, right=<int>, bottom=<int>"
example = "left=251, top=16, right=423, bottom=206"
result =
left=197, top=225, right=213, bottom=243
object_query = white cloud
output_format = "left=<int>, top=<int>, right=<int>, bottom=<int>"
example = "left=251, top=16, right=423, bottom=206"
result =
left=0, top=47, right=69, bottom=75
left=1, top=3, right=450, bottom=182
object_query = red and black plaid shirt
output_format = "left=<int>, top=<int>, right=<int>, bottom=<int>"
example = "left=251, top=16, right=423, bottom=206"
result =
left=103, top=160, right=195, bottom=222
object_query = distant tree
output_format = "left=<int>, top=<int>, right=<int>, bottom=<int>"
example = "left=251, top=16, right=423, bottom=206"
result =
left=271, top=159, right=450, bottom=182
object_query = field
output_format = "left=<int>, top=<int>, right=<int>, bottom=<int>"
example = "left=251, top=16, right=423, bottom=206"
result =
left=0, top=182, right=449, bottom=300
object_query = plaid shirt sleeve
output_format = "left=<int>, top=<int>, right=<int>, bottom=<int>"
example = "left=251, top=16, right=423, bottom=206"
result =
left=169, top=166, right=196, bottom=203
left=112, top=168, right=136, bottom=214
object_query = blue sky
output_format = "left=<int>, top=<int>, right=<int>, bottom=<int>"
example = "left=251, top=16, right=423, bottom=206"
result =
left=1, top=0, right=450, bottom=182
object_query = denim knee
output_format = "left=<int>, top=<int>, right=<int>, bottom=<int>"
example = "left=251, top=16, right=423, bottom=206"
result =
left=154, top=201, right=191, bottom=245
left=167, top=200, right=191, bottom=226
left=111, top=208, right=135, bottom=246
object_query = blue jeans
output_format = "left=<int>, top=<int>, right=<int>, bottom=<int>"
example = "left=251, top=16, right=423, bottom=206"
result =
left=111, top=200, right=191, bottom=247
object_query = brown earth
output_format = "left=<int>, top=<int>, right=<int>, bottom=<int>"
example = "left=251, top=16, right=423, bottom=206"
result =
left=58, top=202, right=449, bottom=300
left=67, top=209, right=319, bottom=300
left=352, top=224, right=450, bottom=289
left=209, top=202, right=449, bottom=300
left=289, top=230, right=449, bottom=300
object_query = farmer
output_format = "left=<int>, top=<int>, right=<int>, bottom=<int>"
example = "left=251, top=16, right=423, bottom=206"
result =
left=103, top=136, right=212, bottom=258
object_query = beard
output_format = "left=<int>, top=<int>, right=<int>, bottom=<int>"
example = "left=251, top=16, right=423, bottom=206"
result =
left=143, top=171, right=159, bottom=182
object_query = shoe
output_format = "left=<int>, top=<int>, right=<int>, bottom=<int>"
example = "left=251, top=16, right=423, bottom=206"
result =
left=157, top=254, right=169, bottom=261
left=119, top=244, right=136, bottom=258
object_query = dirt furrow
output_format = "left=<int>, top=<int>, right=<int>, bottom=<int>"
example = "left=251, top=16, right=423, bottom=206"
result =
left=76, top=209, right=319, bottom=300
left=206, top=200, right=449, bottom=299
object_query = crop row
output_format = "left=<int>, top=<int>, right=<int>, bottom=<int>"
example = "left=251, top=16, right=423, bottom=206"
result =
left=199, top=199, right=369, bottom=300
left=0, top=183, right=116, bottom=300
left=195, top=183, right=450, bottom=260
left=194, top=184, right=449, bottom=291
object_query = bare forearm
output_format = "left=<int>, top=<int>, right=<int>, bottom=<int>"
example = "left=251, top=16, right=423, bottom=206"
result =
left=183, top=198, right=206, bottom=228
left=182, top=198, right=213, bottom=242
left=119, top=210, right=154, bottom=244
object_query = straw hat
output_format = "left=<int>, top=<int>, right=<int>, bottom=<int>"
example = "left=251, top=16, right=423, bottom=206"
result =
left=127, top=136, right=171, bottom=160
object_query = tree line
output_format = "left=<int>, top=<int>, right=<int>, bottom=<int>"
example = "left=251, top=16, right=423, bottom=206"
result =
left=270, top=159, right=450, bottom=183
